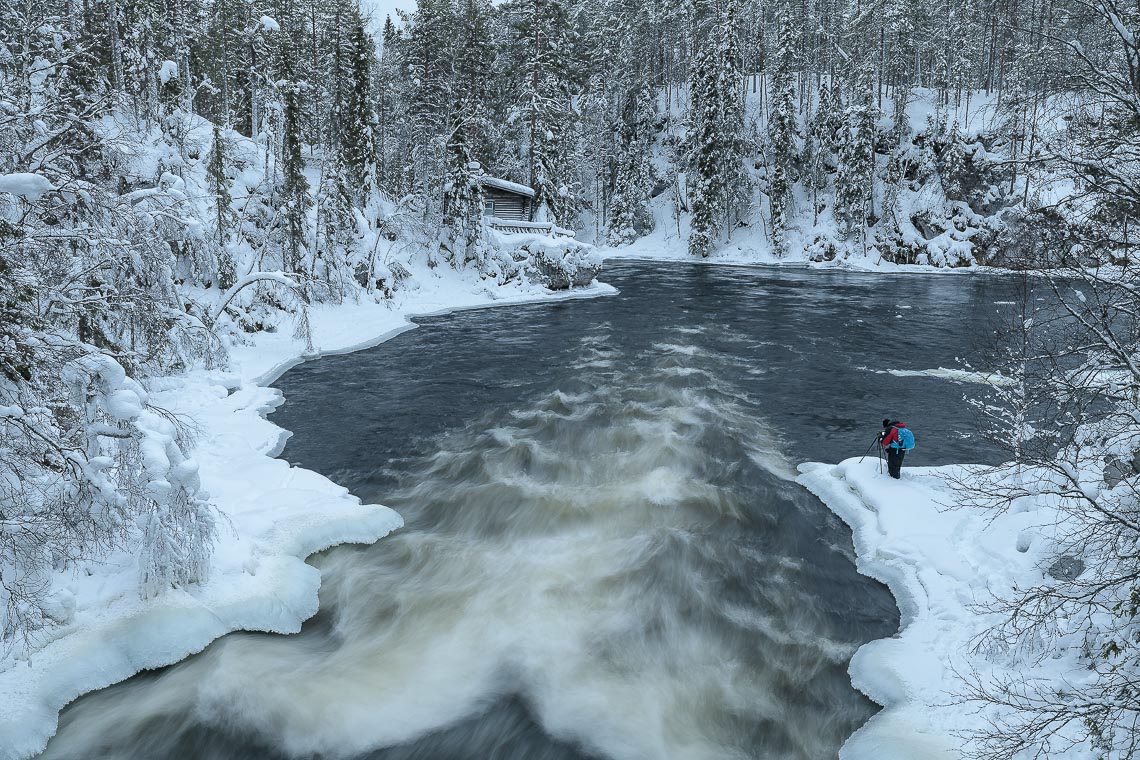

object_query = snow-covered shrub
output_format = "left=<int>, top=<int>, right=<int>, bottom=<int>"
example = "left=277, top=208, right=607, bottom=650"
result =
left=805, top=235, right=842, bottom=262
left=983, top=207, right=1079, bottom=269
left=0, top=344, right=217, bottom=641
left=954, top=266, right=1140, bottom=757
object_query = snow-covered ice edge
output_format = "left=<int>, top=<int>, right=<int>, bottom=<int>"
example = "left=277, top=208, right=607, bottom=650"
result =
left=601, top=246, right=1018, bottom=276
left=798, top=458, right=1058, bottom=759
left=0, top=276, right=616, bottom=760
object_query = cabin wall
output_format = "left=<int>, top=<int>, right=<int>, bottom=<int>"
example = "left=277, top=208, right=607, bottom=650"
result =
left=483, top=188, right=531, bottom=221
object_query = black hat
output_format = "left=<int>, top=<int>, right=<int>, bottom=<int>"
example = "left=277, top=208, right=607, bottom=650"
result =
left=882, top=418, right=892, bottom=428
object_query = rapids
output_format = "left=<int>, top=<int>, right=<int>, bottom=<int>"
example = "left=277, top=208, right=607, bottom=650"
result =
left=40, top=262, right=1017, bottom=759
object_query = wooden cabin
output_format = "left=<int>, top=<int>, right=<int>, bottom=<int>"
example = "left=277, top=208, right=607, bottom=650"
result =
left=479, top=176, right=534, bottom=221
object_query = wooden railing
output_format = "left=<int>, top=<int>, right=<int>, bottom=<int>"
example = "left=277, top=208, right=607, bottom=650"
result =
left=485, top=217, right=575, bottom=238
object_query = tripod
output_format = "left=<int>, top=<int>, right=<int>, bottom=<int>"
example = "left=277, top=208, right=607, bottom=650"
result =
left=859, top=434, right=884, bottom=473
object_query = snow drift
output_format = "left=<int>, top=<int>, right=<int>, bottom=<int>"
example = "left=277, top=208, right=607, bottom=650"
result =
left=799, top=458, right=1093, bottom=759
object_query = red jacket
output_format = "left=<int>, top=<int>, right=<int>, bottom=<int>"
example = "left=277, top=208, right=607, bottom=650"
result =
left=881, top=423, right=908, bottom=449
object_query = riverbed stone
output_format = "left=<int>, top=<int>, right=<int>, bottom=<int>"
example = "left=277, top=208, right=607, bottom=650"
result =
left=1047, top=555, right=1084, bottom=581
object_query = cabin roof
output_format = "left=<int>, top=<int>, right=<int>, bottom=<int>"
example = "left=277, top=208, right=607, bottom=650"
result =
left=479, top=176, right=535, bottom=198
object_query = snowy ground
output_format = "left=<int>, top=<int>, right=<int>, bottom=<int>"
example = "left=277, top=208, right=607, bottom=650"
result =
left=595, top=195, right=992, bottom=273
left=594, top=195, right=990, bottom=274
left=799, top=458, right=1078, bottom=759
left=0, top=269, right=615, bottom=760
left=601, top=232, right=987, bottom=273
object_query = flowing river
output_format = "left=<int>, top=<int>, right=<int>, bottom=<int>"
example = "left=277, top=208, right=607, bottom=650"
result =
left=39, top=261, right=1018, bottom=759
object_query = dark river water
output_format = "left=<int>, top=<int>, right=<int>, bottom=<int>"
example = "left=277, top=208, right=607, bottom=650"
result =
left=40, top=261, right=1019, bottom=760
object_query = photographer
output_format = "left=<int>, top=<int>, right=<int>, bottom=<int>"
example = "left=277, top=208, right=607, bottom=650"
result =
left=878, top=419, right=915, bottom=479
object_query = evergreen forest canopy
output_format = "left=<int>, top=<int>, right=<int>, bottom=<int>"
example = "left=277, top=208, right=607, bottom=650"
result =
left=4, top=0, right=1136, bottom=261
left=1, top=0, right=1140, bottom=756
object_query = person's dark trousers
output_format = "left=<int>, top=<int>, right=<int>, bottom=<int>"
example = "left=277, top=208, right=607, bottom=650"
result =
left=887, top=447, right=905, bottom=479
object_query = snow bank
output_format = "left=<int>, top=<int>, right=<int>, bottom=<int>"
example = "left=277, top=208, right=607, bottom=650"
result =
left=0, top=272, right=615, bottom=760
left=598, top=188, right=987, bottom=275
left=797, top=458, right=1070, bottom=759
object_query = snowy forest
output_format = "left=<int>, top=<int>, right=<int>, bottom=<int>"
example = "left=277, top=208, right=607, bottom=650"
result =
left=2, top=0, right=1140, bottom=756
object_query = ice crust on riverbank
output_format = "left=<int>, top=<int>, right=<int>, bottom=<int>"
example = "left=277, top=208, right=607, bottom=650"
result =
left=798, top=458, right=1081, bottom=759
left=0, top=272, right=615, bottom=760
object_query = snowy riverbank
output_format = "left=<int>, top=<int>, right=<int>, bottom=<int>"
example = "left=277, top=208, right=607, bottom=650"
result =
left=799, top=458, right=1082, bottom=759
left=600, top=233, right=992, bottom=274
left=0, top=272, right=615, bottom=760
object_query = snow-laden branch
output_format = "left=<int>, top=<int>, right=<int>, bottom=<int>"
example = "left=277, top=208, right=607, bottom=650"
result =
left=209, top=271, right=308, bottom=323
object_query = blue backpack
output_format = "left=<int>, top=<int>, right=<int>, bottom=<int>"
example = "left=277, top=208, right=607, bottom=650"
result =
left=896, top=426, right=916, bottom=451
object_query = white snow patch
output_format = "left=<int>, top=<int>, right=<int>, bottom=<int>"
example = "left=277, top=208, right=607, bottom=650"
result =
left=798, top=459, right=1080, bottom=759
left=0, top=172, right=56, bottom=200
left=860, top=366, right=1019, bottom=387
left=157, top=60, right=178, bottom=85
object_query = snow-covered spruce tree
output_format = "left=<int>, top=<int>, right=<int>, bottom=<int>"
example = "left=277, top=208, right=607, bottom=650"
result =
left=515, top=0, right=585, bottom=226
left=206, top=126, right=238, bottom=289
left=607, top=83, right=656, bottom=245
left=436, top=0, right=494, bottom=269
left=375, top=16, right=400, bottom=192
left=719, top=0, right=748, bottom=225
left=686, top=0, right=745, bottom=257
left=440, top=116, right=486, bottom=268
left=453, top=0, right=495, bottom=155
left=398, top=0, right=456, bottom=206
left=766, top=3, right=799, bottom=254
left=276, top=43, right=310, bottom=276
left=686, top=40, right=723, bottom=258
left=939, top=121, right=966, bottom=200
left=314, top=1, right=381, bottom=301
left=834, top=69, right=876, bottom=239
left=337, top=4, right=380, bottom=203
left=803, top=81, right=842, bottom=225
left=882, top=0, right=917, bottom=130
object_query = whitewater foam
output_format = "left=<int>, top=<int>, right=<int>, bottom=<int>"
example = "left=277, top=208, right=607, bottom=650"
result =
left=42, top=326, right=880, bottom=760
